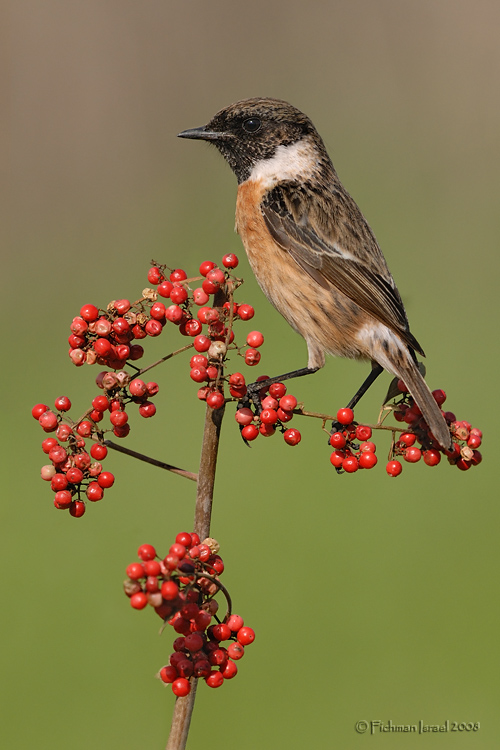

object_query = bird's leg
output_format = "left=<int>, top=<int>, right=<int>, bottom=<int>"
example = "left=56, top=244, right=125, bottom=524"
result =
left=345, top=363, right=384, bottom=410
left=330, top=363, right=384, bottom=435
left=242, top=366, right=320, bottom=413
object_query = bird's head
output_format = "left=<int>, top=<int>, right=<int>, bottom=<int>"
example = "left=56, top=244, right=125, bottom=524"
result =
left=178, top=97, right=331, bottom=185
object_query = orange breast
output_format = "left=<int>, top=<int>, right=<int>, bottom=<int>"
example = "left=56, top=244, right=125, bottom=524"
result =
left=235, top=179, right=291, bottom=304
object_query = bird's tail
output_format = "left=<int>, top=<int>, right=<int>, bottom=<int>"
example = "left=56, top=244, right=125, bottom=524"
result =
left=397, top=360, right=452, bottom=451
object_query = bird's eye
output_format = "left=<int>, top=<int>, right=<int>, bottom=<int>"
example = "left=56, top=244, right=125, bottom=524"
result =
left=242, top=117, right=262, bottom=134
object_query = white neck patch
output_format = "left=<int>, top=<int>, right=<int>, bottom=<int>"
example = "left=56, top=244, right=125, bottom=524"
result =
left=248, top=139, right=318, bottom=188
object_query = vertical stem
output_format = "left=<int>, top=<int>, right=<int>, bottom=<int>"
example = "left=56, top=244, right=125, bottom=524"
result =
left=165, top=286, right=228, bottom=750
left=165, top=386, right=226, bottom=750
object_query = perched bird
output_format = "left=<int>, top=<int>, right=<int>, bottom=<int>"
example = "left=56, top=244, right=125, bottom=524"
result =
left=178, top=97, right=452, bottom=450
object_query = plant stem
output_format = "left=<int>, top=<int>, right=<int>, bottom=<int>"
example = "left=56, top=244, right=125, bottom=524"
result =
left=166, top=285, right=228, bottom=750
left=165, top=402, right=225, bottom=750
left=103, top=440, right=198, bottom=482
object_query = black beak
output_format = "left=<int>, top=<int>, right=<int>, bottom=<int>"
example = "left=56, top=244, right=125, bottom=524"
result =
left=177, top=126, right=225, bottom=142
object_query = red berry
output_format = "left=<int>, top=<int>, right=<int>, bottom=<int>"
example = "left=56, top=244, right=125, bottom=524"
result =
left=226, top=614, right=244, bottom=631
left=171, top=678, right=191, bottom=697
left=185, top=319, right=203, bottom=337
left=80, top=304, right=99, bottom=322
left=130, top=592, right=148, bottom=610
left=169, top=543, right=186, bottom=559
left=39, top=411, right=58, bottom=432
left=237, top=304, right=254, bottom=321
left=244, top=348, right=261, bottom=366
left=170, top=286, right=188, bottom=305
left=157, top=280, right=174, bottom=298
left=471, top=450, right=482, bottom=466
left=170, top=269, right=187, bottom=283
left=235, top=408, right=254, bottom=425
left=76, top=420, right=93, bottom=437
left=110, top=410, right=128, bottom=427
left=227, top=642, right=245, bottom=660
left=399, top=432, right=416, bottom=447
left=212, top=623, right=231, bottom=641
left=432, top=389, right=447, bottom=405
left=126, top=562, right=145, bottom=580
left=176, top=532, right=192, bottom=547
left=144, top=560, right=161, bottom=576
left=206, top=391, right=225, bottom=409
left=66, top=467, right=84, bottom=484
left=90, top=443, right=107, bottom=460
left=69, top=501, right=86, bottom=518
left=222, top=253, right=239, bottom=269
left=199, top=260, right=216, bottom=277
left=269, top=382, right=286, bottom=399
left=423, top=449, right=441, bottom=466
left=86, top=482, right=104, bottom=502
left=54, top=490, right=73, bottom=509
left=138, top=401, right=156, bottom=418
left=190, top=366, right=208, bottom=383
left=144, top=319, right=163, bottom=337
left=330, top=450, right=345, bottom=468
left=42, top=437, right=58, bottom=454
left=260, top=408, right=278, bottom=425
left=205, top=672, right=224, bottom=688
left=329, top=432, right=346, bottom=449
left=467, top=434, right=482, bottom=449
left=246, top=330, right=264, bottom=347
left=32, top=403, right=50, bottom=420
left=358, top=451, right=377, bottom=469
left=336, top=408, right=354, bottom=425
left=96, top=471, right=114, bottom=488
left=207, top=268, right=225, bottom=286
left=221, top=660, right=238, bottom=679
left=147, top=267, right=163, bottom=285
left=54, top=396, right=72, bottom=412
left=355, top=424, right=372, bottom=441
left=165, top=304, right=184, bottom=324
left=283, top=428, right=301, bottom=446
left=161, top=581, right=179, bottom=600
left=237, top=626, right=255, bottom=645
left=241, top=424, right=259, bottom=441
left=159, top=665, right=177, bottom=684
left=386, top=460, right=403, bottom=477
left=279, top=394, right=297, bottom=411
left=193, top=335, right=211, bottom=352
left=342, top=455, right=359, bottom=473
left=404, top=446, right=422, bottom=463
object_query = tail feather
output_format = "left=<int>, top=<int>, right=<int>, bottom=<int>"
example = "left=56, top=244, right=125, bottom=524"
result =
left=398, top=361, right=452, bottom=450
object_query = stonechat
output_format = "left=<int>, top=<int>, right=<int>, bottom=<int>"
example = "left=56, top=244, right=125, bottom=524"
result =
left=178, top=97, right=452, bottom=450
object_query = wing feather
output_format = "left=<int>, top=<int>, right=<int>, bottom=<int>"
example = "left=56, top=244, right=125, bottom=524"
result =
left=261, top=184, right=424, bottom=356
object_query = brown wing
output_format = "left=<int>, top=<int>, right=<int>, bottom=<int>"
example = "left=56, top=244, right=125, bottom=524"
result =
left=261, top=184, right=424, bottom=356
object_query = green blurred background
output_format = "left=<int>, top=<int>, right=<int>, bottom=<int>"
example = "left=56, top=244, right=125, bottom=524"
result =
left=4, top=1, right=499, bottom=747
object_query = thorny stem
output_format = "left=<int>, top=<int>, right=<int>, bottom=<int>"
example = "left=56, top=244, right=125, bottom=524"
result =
left=165, top=287, right=228, bottom=750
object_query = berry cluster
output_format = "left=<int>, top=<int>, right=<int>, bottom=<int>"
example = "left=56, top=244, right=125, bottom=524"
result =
left=390, top=384, right=482, bottom=475
left=33, top=373, right=161, bottom=514
left=124, top=533, right=255, bottom=696
left=329, top=383, right=483, bottom=477
left=68, top=300, right=148, bottom=369
left=329, top=407, right=377, bottom=473
left=92, top=369, right=159, bottom=438
left=233, top=380, right=302, bottom=445
left=33, top=398, right=113, bottom=517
